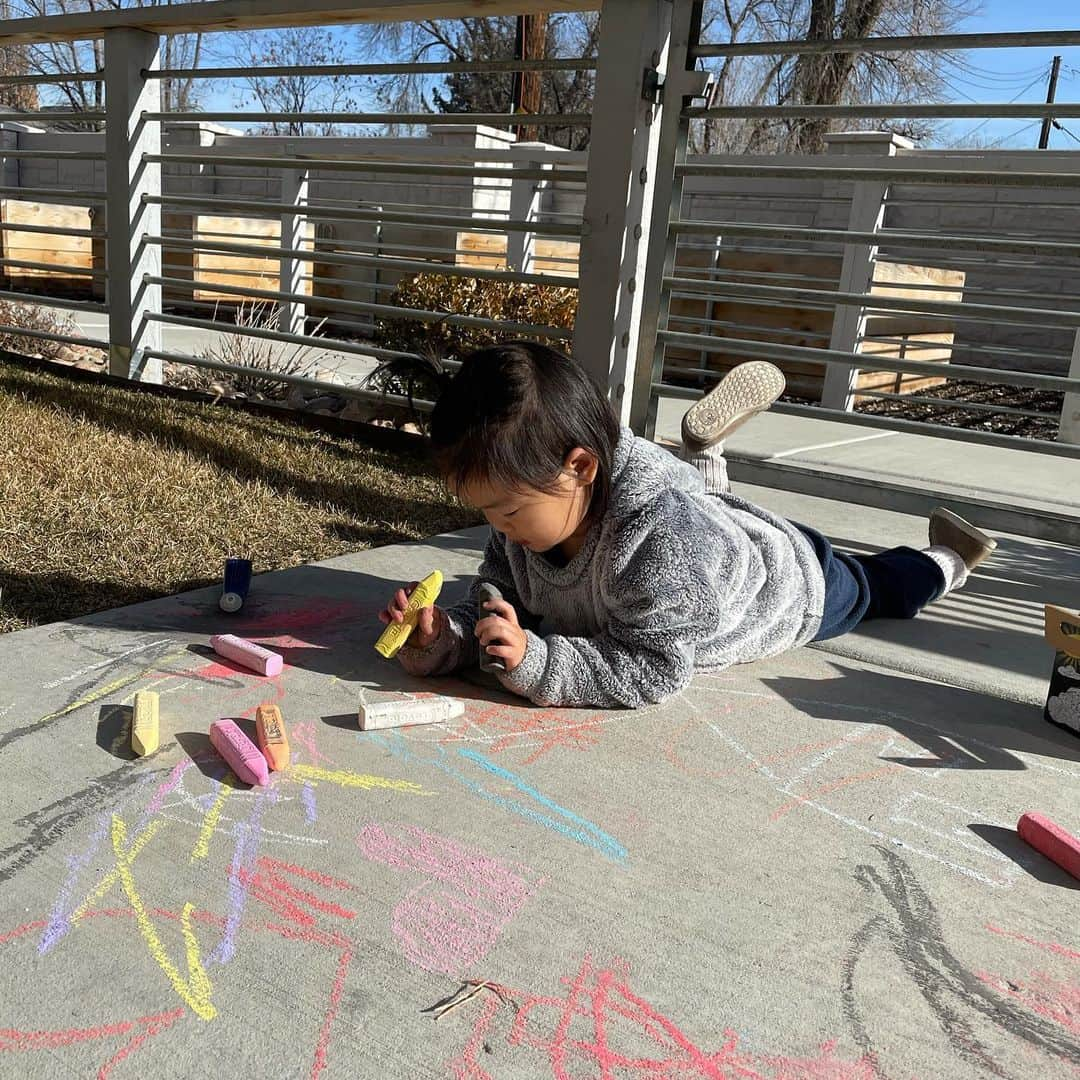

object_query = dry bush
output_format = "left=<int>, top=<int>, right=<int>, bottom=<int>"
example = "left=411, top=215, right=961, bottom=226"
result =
left=0, top=300, right=80, bottom=362
left=177, top=300, right=326, bottom=400
left=376, top=272, right=577, bottom=361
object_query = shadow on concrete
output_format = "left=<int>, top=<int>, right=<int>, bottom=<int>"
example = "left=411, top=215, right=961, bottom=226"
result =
left=968, top=824, right=1080, bottom=891
left=817, top=533, right=1080, bottom=683
left=96, top=703, right=135, bottom=761
left=765, top=661, right=1080, bottom=770
left=321, top=712, right=359, bottom=730
left=69, top=531, right=490, bottom=689
left=0, top=566, right=215, bottom=630
left=174, top=730, right=230, bottom=782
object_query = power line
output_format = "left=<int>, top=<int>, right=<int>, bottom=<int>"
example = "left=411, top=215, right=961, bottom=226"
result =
left=1053, top=119, right=1080, bottom=145
left=961, top=69, right=1048, bottom=142
left=983, top=121, right=1040, bottom=149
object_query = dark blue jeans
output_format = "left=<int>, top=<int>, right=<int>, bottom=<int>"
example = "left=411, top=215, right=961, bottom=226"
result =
left=797, top=525, right=946, bottom=642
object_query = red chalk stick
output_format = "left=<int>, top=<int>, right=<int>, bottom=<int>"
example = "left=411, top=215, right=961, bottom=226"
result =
left=1017, top=811, right=1080, bottom=882
left=210, top=718, right=269, bottom=786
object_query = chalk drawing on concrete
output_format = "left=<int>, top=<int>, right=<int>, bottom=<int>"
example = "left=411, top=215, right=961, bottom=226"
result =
left=357, top=823, right=543, bottom=976
left=447, top=954, right=878, bottom=1080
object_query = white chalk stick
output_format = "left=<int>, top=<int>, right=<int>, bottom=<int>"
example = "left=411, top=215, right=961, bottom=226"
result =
left=359, top=696, right=465, bottom=731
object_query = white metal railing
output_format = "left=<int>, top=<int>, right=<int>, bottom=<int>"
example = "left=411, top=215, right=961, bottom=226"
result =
left=0, top=0, right=1079, bottom=540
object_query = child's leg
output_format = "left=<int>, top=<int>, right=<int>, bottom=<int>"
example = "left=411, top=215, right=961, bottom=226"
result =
left=802, top=510, right=995, bottom=642
left=680, top=361, right=786, bottom=495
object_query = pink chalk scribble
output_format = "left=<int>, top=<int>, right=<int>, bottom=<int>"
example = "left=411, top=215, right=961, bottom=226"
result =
left=450, top=955, right=879, bottom=1080
left=979, top=924, right=1080, bottom=1040
left=357, top=824, right=542, bottom=976
left=978, top=970, right=1080, bottom=1037
left=440, top=701, right=608, bottom=764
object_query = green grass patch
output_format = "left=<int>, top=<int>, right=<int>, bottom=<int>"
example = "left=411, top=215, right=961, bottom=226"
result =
left=0, top=361, right=478, bottom=632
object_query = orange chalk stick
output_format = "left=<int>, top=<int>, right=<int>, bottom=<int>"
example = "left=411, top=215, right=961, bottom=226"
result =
left=255, top=703, right=290, bottom=771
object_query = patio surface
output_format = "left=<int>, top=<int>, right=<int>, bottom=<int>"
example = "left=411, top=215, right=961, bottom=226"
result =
left=1, top=478, right=1079, bottom=1079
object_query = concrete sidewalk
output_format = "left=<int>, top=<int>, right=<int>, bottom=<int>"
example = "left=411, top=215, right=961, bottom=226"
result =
left=1, top=488, right=1079, bottom=1078
left=657, top=397, right=1080, bottom=545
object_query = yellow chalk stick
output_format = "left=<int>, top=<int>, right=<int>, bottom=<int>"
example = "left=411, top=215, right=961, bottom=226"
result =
left=374, top=570, right=443, bottom=659
left=131, top=691, right=160, bottom=756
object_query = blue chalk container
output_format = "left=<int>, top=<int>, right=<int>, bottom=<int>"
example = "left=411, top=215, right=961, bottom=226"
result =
left=219, top=557, right=253, bottom=613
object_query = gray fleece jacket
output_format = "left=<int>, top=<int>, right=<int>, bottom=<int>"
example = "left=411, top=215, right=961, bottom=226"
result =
left=398, top=428, right=825, bottom=709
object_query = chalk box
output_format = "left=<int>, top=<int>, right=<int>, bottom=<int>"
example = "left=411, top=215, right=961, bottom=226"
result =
left=1044, top=604, right=1080, bottom=738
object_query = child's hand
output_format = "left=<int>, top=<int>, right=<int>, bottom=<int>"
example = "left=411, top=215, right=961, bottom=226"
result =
left=379, top=583, right=444, bottom=649
left=476, top=597, right=527, bottom=672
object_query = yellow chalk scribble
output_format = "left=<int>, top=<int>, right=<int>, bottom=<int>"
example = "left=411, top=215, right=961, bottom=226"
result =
left=72, top=819, right=162, bottom=923
left=190, top=774, right=238, bottom=862
left=32, top=645, right=191, bottom=732
left=291, top=763, right=432, bottom=795
left=37, top=672, right=144, bottom=729
left=111, top=815, right=217, bottom=1021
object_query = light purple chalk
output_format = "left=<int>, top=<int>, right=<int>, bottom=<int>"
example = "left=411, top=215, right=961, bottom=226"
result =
left=209, top=634, right=283, bottom=677
left=209, top=719, right=269, bottom=786
left=301, top=782, right=318, bottom=825
left=210, top=787, right=276, bottom=966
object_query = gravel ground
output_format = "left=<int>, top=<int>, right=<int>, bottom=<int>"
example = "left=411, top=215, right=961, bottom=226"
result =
left=855, top=380, right=1064, bottom=441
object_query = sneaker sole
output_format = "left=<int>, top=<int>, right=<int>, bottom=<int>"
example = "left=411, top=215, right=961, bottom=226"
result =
left=682, top=361, right=786, bottom=448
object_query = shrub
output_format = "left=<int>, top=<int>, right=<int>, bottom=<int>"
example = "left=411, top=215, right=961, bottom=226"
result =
left=0, top=300, right=82, bottom=363
left=183, top=300, right=325, bottom=401
left=376, top=272, right=577, bottom=361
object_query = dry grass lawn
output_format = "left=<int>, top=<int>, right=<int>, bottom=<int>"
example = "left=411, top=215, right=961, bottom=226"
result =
left=0, top=361, right=479, bottom=632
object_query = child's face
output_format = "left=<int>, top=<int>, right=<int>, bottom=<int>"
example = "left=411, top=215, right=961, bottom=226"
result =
left=456, top=448, right=598, bottom=554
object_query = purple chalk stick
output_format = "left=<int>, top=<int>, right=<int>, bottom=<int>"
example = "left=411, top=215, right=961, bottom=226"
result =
left=209, top=718, right=269, bottom=786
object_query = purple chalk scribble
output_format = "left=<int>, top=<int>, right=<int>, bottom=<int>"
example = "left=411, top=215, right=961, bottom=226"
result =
left=146, top=758, right=192, bottom=815
left=209, top=787, right=278, bottom=966
left=38, top=813, right=111, bottom=954
left=301, top=783, right=318, bottom=825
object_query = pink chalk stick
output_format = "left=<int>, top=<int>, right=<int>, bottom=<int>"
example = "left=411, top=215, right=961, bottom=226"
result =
left=210, top=633, right=283, bottom=676
left=209, top=719, right=269, bottom=787
left=1018, top=811, right=1080, bottom=882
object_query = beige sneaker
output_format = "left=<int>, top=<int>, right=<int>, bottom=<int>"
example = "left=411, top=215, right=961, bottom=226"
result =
left=928, top=508, right=997, bottom=572
left=681, top=361, right=786, bottom=449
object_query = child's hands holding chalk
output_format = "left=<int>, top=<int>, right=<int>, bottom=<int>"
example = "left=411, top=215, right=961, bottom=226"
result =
left=379, top=583, right=445, bottom=649
left=476, top=596, right=527, bottom=672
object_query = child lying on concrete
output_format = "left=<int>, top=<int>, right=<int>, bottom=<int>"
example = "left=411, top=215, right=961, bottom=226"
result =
left=379, top=342, right=994, bottom=709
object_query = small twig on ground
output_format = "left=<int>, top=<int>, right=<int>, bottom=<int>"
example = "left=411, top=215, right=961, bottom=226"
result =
left=425, top=979, right=519, bottom=1022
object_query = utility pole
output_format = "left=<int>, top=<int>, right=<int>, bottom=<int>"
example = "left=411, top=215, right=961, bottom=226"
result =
left=511, top=14, right=546, bottom=142
left=1039, top=55, right=1062, bottom=149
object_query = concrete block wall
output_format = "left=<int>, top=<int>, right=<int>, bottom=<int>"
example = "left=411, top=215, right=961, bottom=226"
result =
left=1, top=121, right=1077, bottom=373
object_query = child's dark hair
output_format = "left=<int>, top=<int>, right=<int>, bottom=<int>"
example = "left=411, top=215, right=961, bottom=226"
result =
left=429, top=341, right=621, bottom=522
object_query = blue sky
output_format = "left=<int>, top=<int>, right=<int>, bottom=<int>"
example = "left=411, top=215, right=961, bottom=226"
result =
left=935, top=0, right=1080, bottom=148
left=185, top=5, right=1079, bottom=150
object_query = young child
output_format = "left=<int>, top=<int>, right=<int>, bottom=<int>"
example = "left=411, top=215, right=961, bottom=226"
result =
left=379, top=342, right=995, bottom=709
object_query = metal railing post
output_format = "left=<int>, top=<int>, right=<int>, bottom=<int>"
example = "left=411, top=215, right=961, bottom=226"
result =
left=629, top=1, right=705, bottom=435
left=279, top=163, right=309, bottom=336
left=104, top=28, right=163, bottom=382
left=818, top=178, right=888, bottom=410
left=1058, top=329, right=1080, bottom=444
left=573, top=0, right=677, bottom=424
left=819, top=133, right=908, bottom=411
left=506, top=150, right=548, bottom=274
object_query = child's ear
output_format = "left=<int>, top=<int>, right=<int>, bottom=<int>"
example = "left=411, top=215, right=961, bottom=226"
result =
left=564, top=447, right=599, bottom=486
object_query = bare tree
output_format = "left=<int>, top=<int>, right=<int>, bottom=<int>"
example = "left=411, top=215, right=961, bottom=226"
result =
left=353, top=15, right=598, bottom=149
left=224, top=26, right=362, bottom=136
left=692, top=0, right=977, bottom=154
left=9, top=0, right=202, bottom=124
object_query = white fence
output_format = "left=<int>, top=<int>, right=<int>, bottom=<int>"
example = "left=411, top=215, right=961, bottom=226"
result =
left=1, top=0, right=1080, bottom=538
